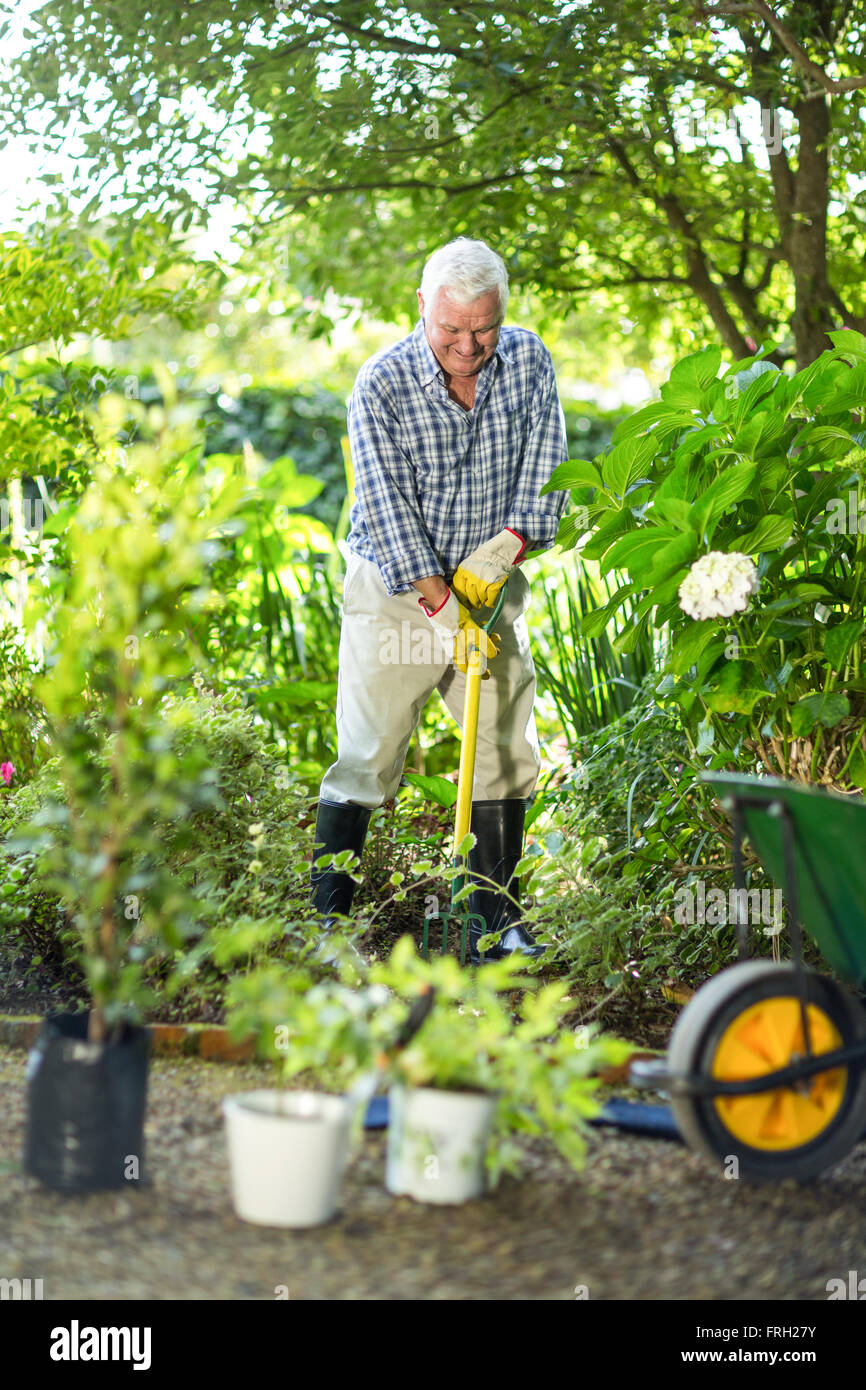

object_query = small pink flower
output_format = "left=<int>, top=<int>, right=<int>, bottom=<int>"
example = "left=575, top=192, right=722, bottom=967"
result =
left=745, top=336, right=757, bottom=352
left=1, top=762, right=14, bottom=786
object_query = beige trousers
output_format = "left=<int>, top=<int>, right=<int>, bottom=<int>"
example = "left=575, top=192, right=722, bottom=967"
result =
left=319, top=550, right=541, bottom=808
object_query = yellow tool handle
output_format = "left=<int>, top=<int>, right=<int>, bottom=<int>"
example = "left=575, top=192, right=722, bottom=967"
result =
left=451, top=579, right=508, bottom=859
left=453, top=652, right=484, bottom=857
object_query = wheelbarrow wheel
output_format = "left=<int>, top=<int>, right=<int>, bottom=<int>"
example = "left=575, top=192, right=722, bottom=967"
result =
left=667, top=961, right=866, bottom=1182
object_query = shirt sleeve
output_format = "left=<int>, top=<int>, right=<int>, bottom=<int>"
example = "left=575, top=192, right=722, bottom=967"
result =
left=347, top=368, right=444, bottom=596
left=505, top=347, right=570, bottom=552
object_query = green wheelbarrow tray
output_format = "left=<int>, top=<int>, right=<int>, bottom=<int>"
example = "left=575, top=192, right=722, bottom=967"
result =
left=631, top=770, right=866, bottom=1113
left=700, top=769, right=866, bottom=986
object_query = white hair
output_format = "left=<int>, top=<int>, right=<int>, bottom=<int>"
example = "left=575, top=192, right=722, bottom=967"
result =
left=419, top=238, right=509, bottom=318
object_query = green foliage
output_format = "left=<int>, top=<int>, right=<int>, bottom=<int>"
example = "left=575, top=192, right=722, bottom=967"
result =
left=511, top=792, right=659, bottom=991
left=371, top=936, right=632, bottom=1181
left=0, top=208, right=220, bottom=486
left=0, top=682, right=340, bottom=1017
left=532, top=553, right=655, bottom=741
left=225, top=965, right=400, bottom=1087
left=184, top=440, right=344, bottom=773
left=224, top=933, right=631, bottom=1181
left=0, top=625, right=50, bottom=780
left=539, top=676, right=708, bottom=892
left=7, top=5, right=865, bottom=363
left=0, top=674, right=459, bottom=1018
left=1, top=403, right=254, bottom=1035
left=199, top=383, right=350, bottom=535
left=550, top=338, right=866, bottom=790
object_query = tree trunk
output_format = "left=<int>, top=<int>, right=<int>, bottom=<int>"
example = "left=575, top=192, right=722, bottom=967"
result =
left=790, top=95, right=836, bottom=368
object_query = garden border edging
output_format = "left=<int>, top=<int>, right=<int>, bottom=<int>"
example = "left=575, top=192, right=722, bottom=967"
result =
left=0, top=1014, right=256, bottom=1062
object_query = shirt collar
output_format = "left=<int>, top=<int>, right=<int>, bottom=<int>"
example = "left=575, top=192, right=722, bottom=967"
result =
left=411, top=316, right=512, bottom=386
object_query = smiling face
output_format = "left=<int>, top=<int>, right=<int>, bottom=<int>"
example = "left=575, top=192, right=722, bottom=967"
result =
left=417, top=286, right=503, bottom=379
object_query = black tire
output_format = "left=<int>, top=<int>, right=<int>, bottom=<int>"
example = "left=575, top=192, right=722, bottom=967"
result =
left=667, top=961, right=866, bottom=1181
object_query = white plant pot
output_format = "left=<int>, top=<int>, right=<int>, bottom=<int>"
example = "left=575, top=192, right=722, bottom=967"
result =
left=223, top=1089, right=352, bottom=1228
left=385, top=1084, right=497, bottom=1205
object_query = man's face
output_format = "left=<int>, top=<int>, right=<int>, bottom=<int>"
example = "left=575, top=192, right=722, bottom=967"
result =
left=417, top=287, right=503, bottom=378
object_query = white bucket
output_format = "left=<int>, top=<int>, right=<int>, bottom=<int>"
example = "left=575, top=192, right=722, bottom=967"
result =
left=223, top=1089, right=352, bottom=1228
left=385, top=1084, right=496, bottom=1205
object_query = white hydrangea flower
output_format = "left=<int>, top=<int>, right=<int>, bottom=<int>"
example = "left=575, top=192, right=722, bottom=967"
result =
left=678, top=551, right=759, bottom=620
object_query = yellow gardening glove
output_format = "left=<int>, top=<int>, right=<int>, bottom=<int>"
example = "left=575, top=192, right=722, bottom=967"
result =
left=451, top=527, right=526, bottom=609
left=419, top=590, right=501, bottom=678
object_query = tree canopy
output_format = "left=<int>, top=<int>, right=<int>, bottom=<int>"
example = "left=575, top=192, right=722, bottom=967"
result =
left=3, top=1, right=866, bottom=364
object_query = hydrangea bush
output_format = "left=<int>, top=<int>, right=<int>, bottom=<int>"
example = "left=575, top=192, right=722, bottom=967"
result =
left=544, top=332, right=866, bottom=792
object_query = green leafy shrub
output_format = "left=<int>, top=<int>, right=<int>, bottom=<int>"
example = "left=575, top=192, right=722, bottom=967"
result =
left=0, top=625, right=50, bottom=781
left=199, top=383, right=349, bottom=534
left=547, top=333, right=866, bottom=792
left=0, top=675, right=460, bottom=1020
left=0, top=681, right=333, bottom=1020
left=0, top=395, right=356, bottom=1034
left=515, top=674, right=798, bottom=997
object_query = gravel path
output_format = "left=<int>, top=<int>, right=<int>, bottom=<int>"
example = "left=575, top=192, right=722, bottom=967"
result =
left=1, top=1044, right=865, bottom=1301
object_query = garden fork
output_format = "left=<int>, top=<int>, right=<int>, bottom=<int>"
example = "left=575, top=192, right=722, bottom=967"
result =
left=422, top=580, right=509, bottom=964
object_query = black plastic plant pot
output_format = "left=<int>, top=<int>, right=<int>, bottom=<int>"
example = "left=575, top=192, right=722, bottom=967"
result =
left=24, top=1012, right=150, bottom=1194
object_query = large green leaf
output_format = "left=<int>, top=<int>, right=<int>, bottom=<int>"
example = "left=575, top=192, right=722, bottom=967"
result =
left=704, top=660, right=767, bottom=714
left=819, top=362, right=866, bottom=414
left=540, top=457, right=603, bottom=495
left=737, top=513, right=794, bottom=553
left=667, top=619, right=719, bottom=676
left=579, top=509, right=635, bottom=563
left=660, top=346, right=722, bottom=410
left=579, top=582, right=635, bottom=638
left=689, top=461, right=757, bottom=536
left=651, top=496, right=694, bottom=531
left=791, top=692, right=850, bottom=737
left=646, top=530, right=699, bottom=587
left=671, top=423, right=720, bottom=464
left=654, top=454, right=700, bottom=505
left=601, top=526, right=679, bottom=581
left=827, top=329, right=866, bottom=361
left=729, top=411, right=787, bottom=457
left=634, top=570, right=686, bottom=620
left=258, top=454, right=324, bottom=507
left=402, top=773, right=458, bottom=808
left=798, top=357, right=854, bottom=410
left=601, top=434, right=659, bottom=499
left=254, top=679, right=336, bottom=708
left=611, top=402, right=694, bottom=444
left=728, top=368, right=781, bottom=431
left=824, top=619, right=865, bottom=670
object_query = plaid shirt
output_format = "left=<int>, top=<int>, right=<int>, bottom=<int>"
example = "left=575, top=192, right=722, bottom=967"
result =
left=345, top=316, right=570, bottom=595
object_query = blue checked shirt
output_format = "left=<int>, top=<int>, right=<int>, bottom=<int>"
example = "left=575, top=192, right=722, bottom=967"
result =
left=345, top=316, right=570, bottom=595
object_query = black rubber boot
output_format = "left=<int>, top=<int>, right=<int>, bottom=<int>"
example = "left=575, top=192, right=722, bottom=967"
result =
left=467, top=798, right=545, bottom=965
left=310, top=799, right=372, bottom=929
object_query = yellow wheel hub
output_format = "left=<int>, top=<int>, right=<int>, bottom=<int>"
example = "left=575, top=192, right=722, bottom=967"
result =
left=711, top=995, right=846, bottom=1150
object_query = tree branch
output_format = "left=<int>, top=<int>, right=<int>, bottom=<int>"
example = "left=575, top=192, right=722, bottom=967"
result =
left=605, top=136, right=752, bottom=356
left=708, top=0, right=866, bottom=92
left=300, top=5, right=487, bottom=66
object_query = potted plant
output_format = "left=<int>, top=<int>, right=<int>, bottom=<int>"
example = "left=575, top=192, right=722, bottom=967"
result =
left=4, top=404, right=245, bottom=1192
left=223, top=958, right=405, bottom=1227
left=372, top=936, right=632, bottom=1205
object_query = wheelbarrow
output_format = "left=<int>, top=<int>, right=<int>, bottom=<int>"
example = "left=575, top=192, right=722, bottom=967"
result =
left=421, top=582, right=508, bottom=965
left=630, top=770, right=866, bottom=1180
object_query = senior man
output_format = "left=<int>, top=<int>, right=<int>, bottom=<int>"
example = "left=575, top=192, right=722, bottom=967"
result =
left=311, top=237, right=570, bottom=963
